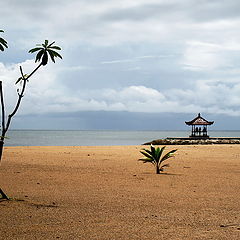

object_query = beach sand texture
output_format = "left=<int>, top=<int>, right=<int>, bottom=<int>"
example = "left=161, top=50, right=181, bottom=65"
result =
left=0, top=145, right=240, bottom=240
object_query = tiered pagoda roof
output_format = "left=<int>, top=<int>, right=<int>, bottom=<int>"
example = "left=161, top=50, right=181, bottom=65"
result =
left=185, top=113, right=214, bottom=126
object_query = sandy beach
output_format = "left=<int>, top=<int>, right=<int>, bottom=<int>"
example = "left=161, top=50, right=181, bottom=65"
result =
left=0, top=145, right=240, bottom=240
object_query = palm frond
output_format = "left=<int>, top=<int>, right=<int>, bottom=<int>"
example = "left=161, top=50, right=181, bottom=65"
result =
left=49, top=49, right=62, bottom=59
left=140, top=150, right=155, bottom=161
left=155, top=146, right=160, bottom=159
left=159, top=146, right=165, bottom=157
left=28, top=47, right=43, bottom=53
left=34, top=49, right=44, bottom=63
left=160, top=149, right=177, bottom=163
left=0, top=38, right=8, bottom=46
left=49, top=45, right=61, bottom=50
left=48, top=50, right=56, bottom=63
left=0, top=30, right=8, bottom=51
left=150, top=144, right=156, bottom=156
left=48, top=41, right=55, bottom=47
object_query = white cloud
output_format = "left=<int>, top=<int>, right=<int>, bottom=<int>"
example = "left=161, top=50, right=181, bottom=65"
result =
left=2, top=59, right=240, bottom=117
left=1, top=0, right=240, bottom=47
left=101, top=59, right=135, bottom=64
left=182, top=41, right=226, bottom=71
left=1, top=0, right=240, bottom=131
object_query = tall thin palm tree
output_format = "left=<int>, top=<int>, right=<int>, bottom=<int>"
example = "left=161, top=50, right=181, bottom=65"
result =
left=0, top=36, right=62, bottom=200
left=1, top=39, right=62, bottom=147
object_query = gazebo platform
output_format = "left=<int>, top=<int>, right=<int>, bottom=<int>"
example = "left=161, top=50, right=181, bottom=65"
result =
left=189, top=135, right=210, bottom=139
left=143, top=137, right=240, bottom=145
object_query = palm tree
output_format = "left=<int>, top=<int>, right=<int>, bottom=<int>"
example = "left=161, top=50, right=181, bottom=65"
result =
left=0, top=30, right=8, bottom=51
left=15, top=40, right=62, bottom=85
left=2, top=39, right=62, bottom=137
left=29, top=40, right=62, bottom=65
left=1, top=39, right=62, bottom=148
left=139, top=145, right=177, bottom=174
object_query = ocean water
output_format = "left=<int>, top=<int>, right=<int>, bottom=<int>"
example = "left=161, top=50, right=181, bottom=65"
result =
left=3, top=130, right=240, bottom=146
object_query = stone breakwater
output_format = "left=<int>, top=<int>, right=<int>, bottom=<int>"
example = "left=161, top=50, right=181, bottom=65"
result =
left=143, top=138, right=240, bottom=145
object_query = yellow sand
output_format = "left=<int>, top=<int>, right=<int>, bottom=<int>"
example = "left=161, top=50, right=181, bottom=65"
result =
left=0, top=145, right=240, bottom=239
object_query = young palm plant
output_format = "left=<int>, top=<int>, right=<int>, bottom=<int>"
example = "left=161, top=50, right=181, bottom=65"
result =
left=139, top=145, right=177, bottom=174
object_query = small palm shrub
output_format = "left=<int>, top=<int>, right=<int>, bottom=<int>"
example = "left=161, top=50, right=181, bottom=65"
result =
left=139, top=145, right=177, bottom=174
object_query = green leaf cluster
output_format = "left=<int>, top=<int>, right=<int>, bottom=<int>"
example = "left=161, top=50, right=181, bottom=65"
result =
left=139, top=145, right=177, bottom=173
left=0, top=30, right=8, bottom=51
left=29, top=40, right=62, bottom=66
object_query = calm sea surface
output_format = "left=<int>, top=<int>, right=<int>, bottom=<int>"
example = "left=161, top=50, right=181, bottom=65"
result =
left=4, top=130, right=240, bottom=146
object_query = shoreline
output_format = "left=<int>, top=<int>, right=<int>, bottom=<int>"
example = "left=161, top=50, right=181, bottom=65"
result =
left=4, top=130, right=240, bottom=147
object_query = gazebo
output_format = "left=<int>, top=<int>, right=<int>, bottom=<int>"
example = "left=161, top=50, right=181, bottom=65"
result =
left=185, top=113, right=214, bottom=139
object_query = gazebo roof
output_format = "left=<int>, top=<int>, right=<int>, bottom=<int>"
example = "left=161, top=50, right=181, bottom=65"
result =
left=185, top=113, right=214, bottom=126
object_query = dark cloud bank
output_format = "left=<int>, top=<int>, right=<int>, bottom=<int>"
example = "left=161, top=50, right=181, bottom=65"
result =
left=12, top=111, right=240, bottom=130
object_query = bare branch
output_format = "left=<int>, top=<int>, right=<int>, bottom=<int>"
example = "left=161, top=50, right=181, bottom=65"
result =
left=4, top=63, right=42, bottom=135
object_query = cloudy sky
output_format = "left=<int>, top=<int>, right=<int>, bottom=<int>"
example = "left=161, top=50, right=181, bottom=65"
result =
left=1, top=0, right=240, bottom=130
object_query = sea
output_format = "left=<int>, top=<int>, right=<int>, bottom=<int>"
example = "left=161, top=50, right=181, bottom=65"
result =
left=3, top=130, right=240, bottom=146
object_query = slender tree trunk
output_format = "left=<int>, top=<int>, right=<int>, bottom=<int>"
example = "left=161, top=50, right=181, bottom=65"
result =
left=0, top=140, right=3, bottom=161
left=0, top=81, right=5, bottom=163
left=0, top=80, right=8, bottom=199
left=156, top=165, right=160, bottom=174
left=0, top=140, right=9, bottom=199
